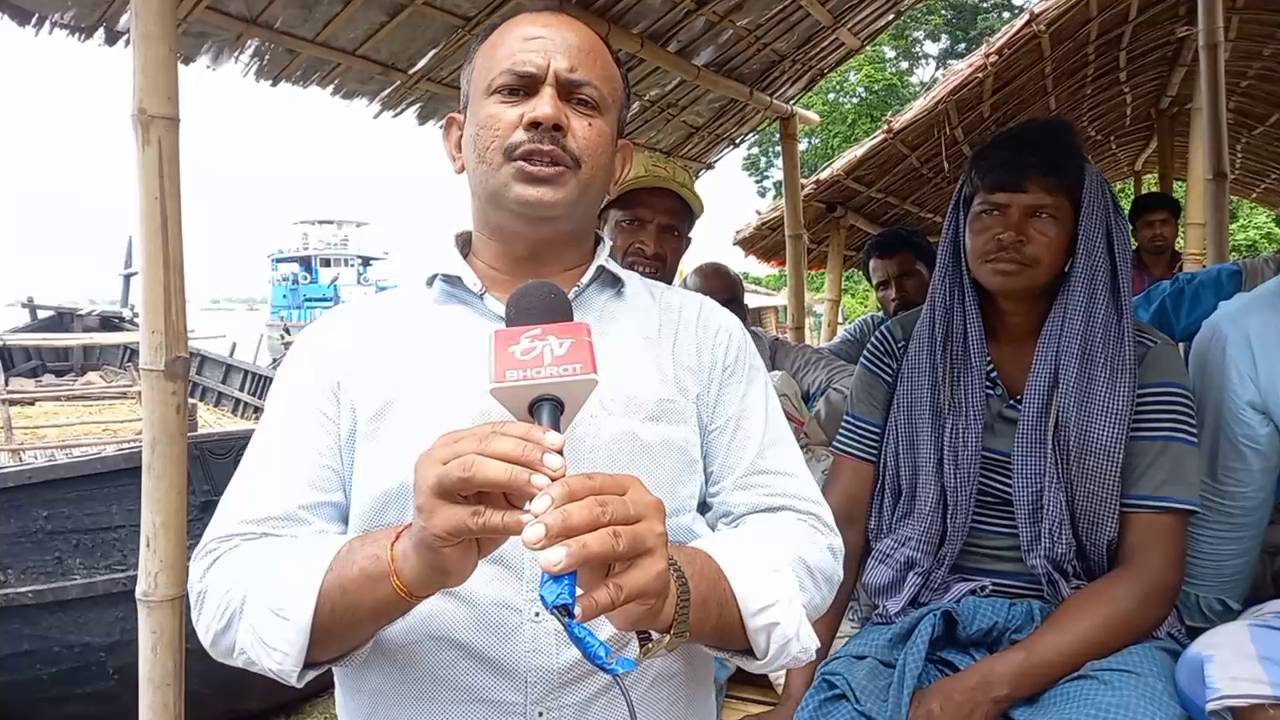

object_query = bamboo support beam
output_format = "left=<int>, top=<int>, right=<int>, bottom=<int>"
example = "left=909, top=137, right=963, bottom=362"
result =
left=1197, top=0, right=1230, bottom=266
left=780, top=116, right=809, bottom=343
left=1132, top=171, right=1144, bottom=195
left=131, top=0, right=190, bottom=711
left=827, top=203, right=883, bottom=235
left=797, top=0, right=866, bottom=52
left=1156, top=112, right=1175, bottom=193
left=1185, top=80, right=1207, bottom=271
left=563, top=7, right=820, bottom=127
left=821, top=225, right=847, bottom=344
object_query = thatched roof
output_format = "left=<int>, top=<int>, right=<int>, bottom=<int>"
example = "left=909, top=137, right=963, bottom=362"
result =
left=0, top=0, right=924, bottom=171
left=734, top=0, right=1280, bottom=267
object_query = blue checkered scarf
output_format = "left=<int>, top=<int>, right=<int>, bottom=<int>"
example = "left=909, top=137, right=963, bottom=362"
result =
left=864, top=165, right=1149, bottom=623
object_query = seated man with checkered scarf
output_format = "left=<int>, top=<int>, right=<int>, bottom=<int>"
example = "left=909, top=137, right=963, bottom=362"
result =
left=792, top=117, right=1200, bottom=720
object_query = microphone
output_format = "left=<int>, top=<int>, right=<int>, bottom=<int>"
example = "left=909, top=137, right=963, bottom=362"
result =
left=490, top=280, right=598, bottom=432
left=491, top=280, right=637, bottom=678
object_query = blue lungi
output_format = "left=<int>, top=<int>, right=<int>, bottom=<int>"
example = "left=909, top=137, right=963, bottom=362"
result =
left=796, top=595, right=1185, bottom=720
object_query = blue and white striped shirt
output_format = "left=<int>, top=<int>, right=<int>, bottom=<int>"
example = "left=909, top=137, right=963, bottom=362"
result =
left=834, top=309, right=1199, bottom=601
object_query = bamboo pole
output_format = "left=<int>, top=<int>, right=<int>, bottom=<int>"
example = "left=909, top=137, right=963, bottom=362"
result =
left=132, top=0, right=191, bottom=711
left=1156, top=112, right=1175, bottom=194
left=1132, top=171, right=1144, bottom=196
left=1184, top=77, right=1207, bottom=271
left=821, top=225, right=846, bottom=344
left=1198, top=0, right=1230, bottom=266
left=780, top=116, right=808, bottom=343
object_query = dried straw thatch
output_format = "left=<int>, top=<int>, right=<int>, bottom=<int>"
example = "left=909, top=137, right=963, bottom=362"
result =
left=735, top=0, right=1280, bottom=267
left=0, top=0, right=923, bottom=171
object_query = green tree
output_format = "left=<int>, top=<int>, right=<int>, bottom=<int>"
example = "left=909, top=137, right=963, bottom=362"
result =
left=741, top=0, right=1021, bottom=198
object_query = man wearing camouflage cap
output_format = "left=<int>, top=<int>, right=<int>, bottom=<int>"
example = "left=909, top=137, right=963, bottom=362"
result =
left=600, top=147, right=703, bottom=285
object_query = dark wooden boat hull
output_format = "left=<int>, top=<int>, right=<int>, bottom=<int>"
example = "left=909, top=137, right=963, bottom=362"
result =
left=0, top=429, right=332, bottom=720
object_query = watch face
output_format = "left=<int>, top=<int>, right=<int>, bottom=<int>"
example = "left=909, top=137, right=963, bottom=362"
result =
left=638, top=634, right=671, bottom=661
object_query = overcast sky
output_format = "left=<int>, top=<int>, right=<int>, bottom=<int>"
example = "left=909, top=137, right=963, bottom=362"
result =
left=0, top=22, right=773, bottom=304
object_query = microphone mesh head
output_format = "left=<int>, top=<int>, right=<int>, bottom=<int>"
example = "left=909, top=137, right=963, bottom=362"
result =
left=505, top=280, right=574, bottom=327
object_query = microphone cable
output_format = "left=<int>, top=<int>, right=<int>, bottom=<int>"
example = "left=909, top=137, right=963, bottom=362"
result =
left=548, top=604, right=639, bottom=720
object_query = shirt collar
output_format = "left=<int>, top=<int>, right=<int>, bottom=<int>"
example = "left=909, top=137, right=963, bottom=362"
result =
left=426, top=232, right=625, bottom=298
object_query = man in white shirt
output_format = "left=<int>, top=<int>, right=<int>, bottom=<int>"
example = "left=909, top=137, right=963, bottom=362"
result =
left=187, top=6, right=842, bottom=720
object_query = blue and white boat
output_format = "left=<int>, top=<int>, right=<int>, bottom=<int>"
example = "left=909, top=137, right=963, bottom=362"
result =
left=264, top=219, right=394, bottom=360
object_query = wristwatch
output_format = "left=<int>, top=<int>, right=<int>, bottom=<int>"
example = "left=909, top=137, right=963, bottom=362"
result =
left=636, top=555, right=691, bottom=661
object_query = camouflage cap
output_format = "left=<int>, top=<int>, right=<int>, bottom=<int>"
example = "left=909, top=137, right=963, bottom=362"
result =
left=606, top=148, right=704, bottom=220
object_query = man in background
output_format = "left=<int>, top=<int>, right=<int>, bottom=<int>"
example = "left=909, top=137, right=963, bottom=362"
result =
left=822, top=226, right=934, bottom=366
left=601, top=147, right=701, bottom=285
left=683, top=262, right=856, bottom=444
left=1176, top=274, right=1280, bottom=720
left=1130, top=191, right=1184, bottom=295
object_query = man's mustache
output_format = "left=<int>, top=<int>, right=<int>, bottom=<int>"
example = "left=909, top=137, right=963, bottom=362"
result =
left=503, top=133, right=581, bottom=169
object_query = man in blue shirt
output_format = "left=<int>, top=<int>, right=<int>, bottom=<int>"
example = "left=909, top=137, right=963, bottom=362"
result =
left=1133, top=252, right=1280, bottom=343
left=1176, top=275, right=1280, bottom=720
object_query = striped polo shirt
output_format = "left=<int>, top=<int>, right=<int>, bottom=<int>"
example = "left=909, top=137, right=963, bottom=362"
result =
left=834, top=307, right=1201, bottom=600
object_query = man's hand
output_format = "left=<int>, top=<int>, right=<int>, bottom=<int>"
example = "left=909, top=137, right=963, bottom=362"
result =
left=521, top=472, right=672, bottom=631
left=397, top=421, right=567, bottom=596
left=907, top=664, right=1008, bottom=720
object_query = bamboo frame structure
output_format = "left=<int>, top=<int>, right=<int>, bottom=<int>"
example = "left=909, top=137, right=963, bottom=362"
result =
left=1156, top=112, right=1175, bottom=193
left=131, top=0, right=191, bottom=712
left=734, top=0, right=1280, bottom=267
left=0, top=0, right=896, bottom=174
left=1198, top=0, right=1230, bottom=266
left=1184, top=80, right=1208, bottom=270
left=780, top=116, right=808, bottom=343
left=821, top=224, right=847, bottom=344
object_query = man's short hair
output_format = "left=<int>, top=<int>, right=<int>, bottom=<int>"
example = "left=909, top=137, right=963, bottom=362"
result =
left=964, top=115, right=1088, bottom=214
left=861, top=226, right=937, bottom=282
left=457, top=1, right=633, bottom=139
left=1128, top=192, right=1182, bottom=228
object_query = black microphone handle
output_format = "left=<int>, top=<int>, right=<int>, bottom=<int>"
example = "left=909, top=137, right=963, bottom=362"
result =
left=529, top=394, right=566, bottom=433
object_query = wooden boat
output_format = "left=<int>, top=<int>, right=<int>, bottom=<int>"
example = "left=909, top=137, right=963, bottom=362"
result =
left=0, top=430, right=333, bottom=720
left=0, top=303, right=333, bottom=719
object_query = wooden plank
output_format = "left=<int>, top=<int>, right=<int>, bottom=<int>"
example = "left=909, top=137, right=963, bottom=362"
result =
left=187, top=374, right=266, bottom=410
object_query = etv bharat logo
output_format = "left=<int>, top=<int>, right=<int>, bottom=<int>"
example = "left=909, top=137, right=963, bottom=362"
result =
left=508, top=327, right=574, bottom=365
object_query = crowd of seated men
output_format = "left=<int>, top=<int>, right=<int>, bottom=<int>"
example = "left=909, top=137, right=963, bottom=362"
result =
left=602, top=114, right=1280, bottom=720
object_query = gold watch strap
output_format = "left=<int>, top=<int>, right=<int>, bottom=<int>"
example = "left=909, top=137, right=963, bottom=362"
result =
left=637, top=555, right=691, bottom=661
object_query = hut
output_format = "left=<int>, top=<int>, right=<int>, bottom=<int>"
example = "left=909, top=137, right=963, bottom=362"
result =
left=0, top=0, right=939, bottom=715
left=734, top=0, right=1279, bottom=340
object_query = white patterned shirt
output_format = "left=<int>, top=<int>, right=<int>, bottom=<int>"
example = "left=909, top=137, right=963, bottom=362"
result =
left=188, top=238, right=843, bottom=720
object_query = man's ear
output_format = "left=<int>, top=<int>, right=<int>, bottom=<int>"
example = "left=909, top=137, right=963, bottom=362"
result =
left=608, top=139, right=634, bottom=196
left=442, top=112, right=466, bottom=174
